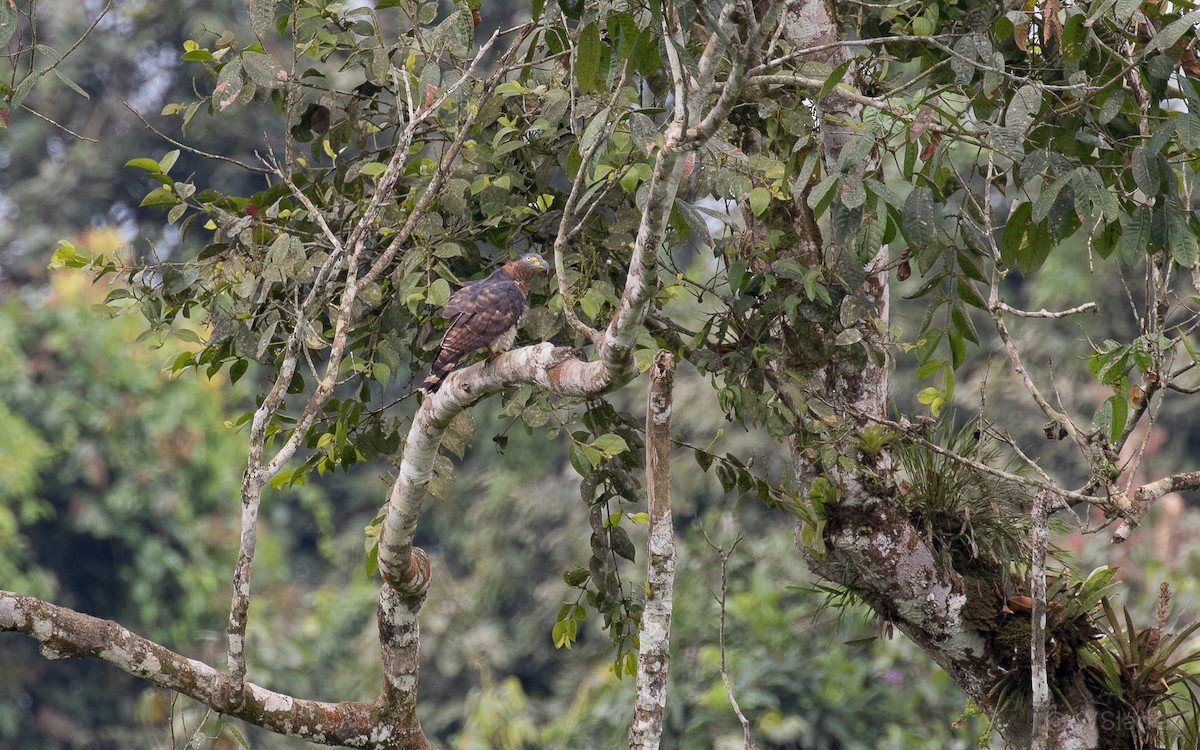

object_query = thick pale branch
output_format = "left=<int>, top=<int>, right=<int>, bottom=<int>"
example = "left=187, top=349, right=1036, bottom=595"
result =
left=377, top=343, right=619, bottom=593
left=630, top=351, right=677, bottom=750
left=1031, top=490, right=1051, bottom=750
left=1113, top=470, right=1200, bottom=542
left=0, top=592, right=397, bottom=747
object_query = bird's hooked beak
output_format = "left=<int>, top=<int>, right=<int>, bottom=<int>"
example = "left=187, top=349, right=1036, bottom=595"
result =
left=527, top=253, right=550, bottom=274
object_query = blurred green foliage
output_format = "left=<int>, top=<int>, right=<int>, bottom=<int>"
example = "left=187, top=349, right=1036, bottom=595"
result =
left=0, top=267, right=242, bottom=745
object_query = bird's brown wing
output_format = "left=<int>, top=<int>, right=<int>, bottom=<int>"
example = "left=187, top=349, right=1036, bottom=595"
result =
left=421, top=277, right=525, bottom=391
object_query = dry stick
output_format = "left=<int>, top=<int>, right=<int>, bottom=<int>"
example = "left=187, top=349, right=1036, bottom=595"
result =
left=1030, top=489, right=1051, bottom=750
left=704, top=532, right=755, bottom=749
left=125, top=102, right=271, bottom=173
left=630, top=350, right=677, bottom=750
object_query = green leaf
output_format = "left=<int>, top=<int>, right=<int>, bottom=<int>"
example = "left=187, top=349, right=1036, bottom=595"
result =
left=229, top=358, right=249, bottom=385
left=579, top=106, right=610, bottom=158
left=125, top=157, right=163, bottom=172
left=951, top=303, right=979, bottom=344
left=140, top=187, right=178, bottom=207
left=902, top=186, right=936, bottom=247
left=213, top=59, right=245, bottom=110
left=999, top=202, right=1031, bottom=267
left=1131, top=145, right=1160, bottom=195
left=158, top=149, right=180, bottom=174
left=1071, top=167, right=1119, bottom=223
left=610, top=525, right=636, bottom=561
left=807, top=173, right=840, bottom=219
left=250, top=0, right=278, bottom=38
left=53, top=69, right=89, bottom=99
left=1108, top=394, right=1127, bottom=443
left=1005, top=84, right=1043, bottom=133
left=1147, top=10, right=1200, bottom=52
left=749, top=186, right=771, bottom=216
left=575, top=22, right=602, bottom=93
left=591, top=433, right=628, bottom=457
left=839, top=176, right=866, bottom=210
left=427, top=278, right=452, bottom=308
left=1116, top=205, right=1151, bottom=266
left=243, top=51, right=286, bottom=88
left=0, top=1, right=17, bottom=48
left=1032, top=172, right=1071, bottom=223
left=10, top=73, right=36, bottom=112
left=916, top=386, right=944, bottom=416
left=816, top=60, right=851, bottom=102
left=1016, top=217, right=1052, bottom=274
left=1077, top=566, right=1119, bottom=612
left=1166, top=196, right=1198, bottom=268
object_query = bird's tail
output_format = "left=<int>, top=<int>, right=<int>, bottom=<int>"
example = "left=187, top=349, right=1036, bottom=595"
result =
left=420, top=352, right=461, bottom=393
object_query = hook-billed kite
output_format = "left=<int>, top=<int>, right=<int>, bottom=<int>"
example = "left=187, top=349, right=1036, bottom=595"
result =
left=421, top=252, right=549, bottom=392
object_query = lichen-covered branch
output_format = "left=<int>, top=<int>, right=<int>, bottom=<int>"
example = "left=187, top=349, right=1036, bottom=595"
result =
left=0, top=591, right=412, bottom=747
left=1030, top=490, right=1051, bottom=750
left=629, top=350, right=677, bottom=750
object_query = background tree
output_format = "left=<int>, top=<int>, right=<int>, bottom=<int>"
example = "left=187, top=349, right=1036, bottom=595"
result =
left=6, top=0, right=1200, bottom=748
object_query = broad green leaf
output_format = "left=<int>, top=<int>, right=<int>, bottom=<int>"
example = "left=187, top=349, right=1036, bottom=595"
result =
left=158, top=149, right=180, bottom=174
left=579, top=106, right=610, bottom=157
left=1147, top=10, right=1200, bottom=52
left=140, top=187, right=177, bottom=207
left=817, top=60, right=851, bottom=102
left=1071, top=167, right=1119, bottom=222
left=242, top=51, right=287, bottom=88
left=10, top=73, right=36, bottom=111
left=213, top=60, right=245, bottom=110
left=250, top=0, right=277, bottom=38
left=749, top=186, right=771, bottom=216
left=902, top=186, right=936, bottom=247
left=0, top=1, right=16, bottom=48
left=1116, top=205, right=1150, bottom=266
left=807, top=173, right=840, bottom=218
left=951, top=34, right=978, bottom=83
left=839, top=176, right=865, bottom=210
left=427, top=278, right=452, bottom=307
left=575, top=22, right=602, bottom=93
left=1131, top=145, right=1160, bottom=195
left=999, top=201, right=1032, bottom=267
left=1166, top=196, right=1198, bottom=268
left=1016, top=217, right=1052, bottom=274
left=1032, top=172, right=1071, bottom=223
left=125, top=157, right=162, bottom=172
left=1005, top=84, right=1043, bottom=133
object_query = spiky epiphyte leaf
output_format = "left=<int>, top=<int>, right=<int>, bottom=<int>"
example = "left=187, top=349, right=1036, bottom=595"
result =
left=897, top=420, right=1030, bottom=577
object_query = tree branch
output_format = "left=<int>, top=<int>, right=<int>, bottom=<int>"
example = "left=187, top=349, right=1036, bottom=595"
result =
left=1030, top=489, right=1051, bottom=750
left=629, top=350, right=677, bottom=750
left=0, top=591, right=403, bottom=747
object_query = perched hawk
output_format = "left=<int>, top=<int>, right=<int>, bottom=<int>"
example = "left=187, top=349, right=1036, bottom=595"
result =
left=421, top=252, right=549, bottom=392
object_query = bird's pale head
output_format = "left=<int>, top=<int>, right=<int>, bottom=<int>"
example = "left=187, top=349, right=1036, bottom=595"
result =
left=517, top=252, right=549, bottom=274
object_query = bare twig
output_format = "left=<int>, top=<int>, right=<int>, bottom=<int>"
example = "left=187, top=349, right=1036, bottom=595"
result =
left=993, top=301, right=1099, bottom=319
left=124, top=103, right=271, bottom=173
left=19, top=104, right=97, bottom=142
left=702, top=531, right=755, bottom=749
